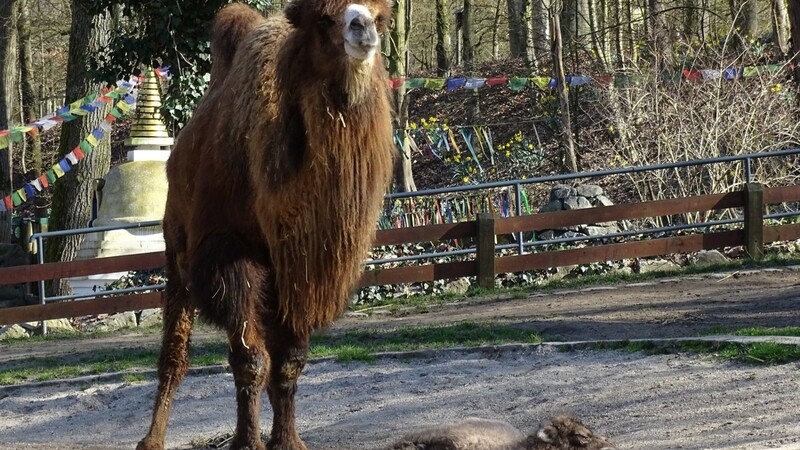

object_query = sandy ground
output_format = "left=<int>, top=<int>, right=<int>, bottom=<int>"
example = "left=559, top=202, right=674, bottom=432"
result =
left=2, top=268, right=800, bottom=449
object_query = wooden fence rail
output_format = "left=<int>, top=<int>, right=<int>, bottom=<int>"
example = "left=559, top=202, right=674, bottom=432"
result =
left=2, top=183, right=800, bottom=327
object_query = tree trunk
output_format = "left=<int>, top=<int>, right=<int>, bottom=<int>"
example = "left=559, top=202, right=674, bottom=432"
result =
left=0, top=0, right=19, bottom=243
left=551, top=13, right=577, bottom=173
left=773, top=0, right=791, bottom=55
left=648, top=0, right=669, bottom=71
left=389, top=0, right=416, bottom=193
left=788, top=0, right=800, bottom=86
left=435, top=0, right=450, bottom=76
left=18, top=0, right=41, bottom=176
left=507, top=0, right=527, bottom=58
left=611, top=0, right=623, bottom=67
left=462, top=0, right=475, bottom=74
left=46, top=0, right=113, bottom=295
left=492, top=0, right=502, bottom=59
left=730, top=0, right=759, bottom=48
left=560, top=0, right=578, bottom=47
left=531, top=0, right=550, bottom=68
left=683, top=0, right=699, bottom=40
left=588, top=0, right=608, bottom=70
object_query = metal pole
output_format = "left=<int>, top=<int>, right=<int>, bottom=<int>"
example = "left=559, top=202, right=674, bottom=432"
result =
left=515, top=182, right=524, bottom=255
left=745, top=157, right=752, bottom=183
left=37, top=236, right=46, bottom=335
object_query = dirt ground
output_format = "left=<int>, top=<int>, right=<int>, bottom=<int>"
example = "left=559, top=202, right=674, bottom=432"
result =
left=1, top=268, right=800, bottom=449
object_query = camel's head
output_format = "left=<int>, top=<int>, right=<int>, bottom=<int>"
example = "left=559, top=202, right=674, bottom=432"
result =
left=530, top=415, right=615, bottom=450
left=286, top=0, right=391, bottom=65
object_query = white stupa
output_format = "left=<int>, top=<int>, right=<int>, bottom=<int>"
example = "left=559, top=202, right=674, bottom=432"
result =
left=70, top=72, right=172, bottom=296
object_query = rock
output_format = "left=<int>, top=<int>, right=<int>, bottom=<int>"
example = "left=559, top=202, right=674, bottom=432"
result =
left=637, top=259, right=682, bottom=274
left=538, top=200, right=562, bottom=213
left=20, top=318, right=74, bottom=334
left=693, top=250, right=729, bottom=266
left=563, top=196, right=592, bottom=210
left=83, top=311, right=137, bottom=332
left=537, top=230, right=556, bottom=240
left=576, top=184, right=603, bottom=198
left=581, top=225, right=619, bottom=236
left=0, top=324, right=29, bottom=340
left=442, top=277, right=471, bottom=296
left=594, top=194, right=615, bottom=206
left=549, top=184, right=576, bottom=201
left=549, top=265, right=578, bottom=281
left=138, top=308, right=163, bottom=328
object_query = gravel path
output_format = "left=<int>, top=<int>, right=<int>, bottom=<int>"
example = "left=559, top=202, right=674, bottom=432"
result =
left=2, top=268, right=800, bottom=449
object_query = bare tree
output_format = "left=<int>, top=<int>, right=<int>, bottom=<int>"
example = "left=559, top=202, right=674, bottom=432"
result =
left=531, top=0, right=550, bottom=67
left=789, top=0, right=800, bottom=86
left=729, top=0, right=759, bottom=48
left=435, top=0, right=450, bottom=76
left=389, top=0, right=416, bottom=192
left=19, top=0, right=41, bottom=175
left=551, top=11, right=577, bottom=173
left=773, top=0, right=791, bottom=55
left=507, top=0, right=528, bottom=60
left=46, top=0, right=113, bottom=294
left=0, top=0, right=19, bottom=243
left=648, top=0, right=669, bottom=71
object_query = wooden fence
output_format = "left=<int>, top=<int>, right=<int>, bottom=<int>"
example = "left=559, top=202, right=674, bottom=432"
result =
left=2, top=183, right=799, bottom=327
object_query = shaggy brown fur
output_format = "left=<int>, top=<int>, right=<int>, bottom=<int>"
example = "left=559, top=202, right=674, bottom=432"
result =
left=389, top=415, right=615, bottom=450
left=137, top=1, right=394, bottom=450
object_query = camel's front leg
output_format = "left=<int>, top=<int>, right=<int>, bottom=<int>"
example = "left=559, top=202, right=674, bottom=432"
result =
left=137, top=280, right=194, bottom=450
left=228, top=319, right=270, bottom=450
left=264, top=323, right=309, bottom=450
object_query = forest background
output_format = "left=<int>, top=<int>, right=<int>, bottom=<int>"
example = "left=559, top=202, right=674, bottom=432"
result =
left=1, top=0, right=800, bottom=296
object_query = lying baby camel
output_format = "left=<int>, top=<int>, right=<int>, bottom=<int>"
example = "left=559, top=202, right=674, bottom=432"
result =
left=389, top=415, right=615, bottom=450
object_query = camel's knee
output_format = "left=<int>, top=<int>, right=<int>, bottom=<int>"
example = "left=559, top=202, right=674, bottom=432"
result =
left=229, top=348, right=268, bottom=386
left=273, top=350, right=307, bottom=388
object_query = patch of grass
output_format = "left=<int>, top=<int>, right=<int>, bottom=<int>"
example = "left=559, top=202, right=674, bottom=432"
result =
left=0, top=322, right=541, bottom=385
left=593, top=339, right=800, bottom=366
left=122, top=373, right=147, bottom=383
left=732, top=327, right=800, bottom=337
left=311, top=321, right=541, bottom=356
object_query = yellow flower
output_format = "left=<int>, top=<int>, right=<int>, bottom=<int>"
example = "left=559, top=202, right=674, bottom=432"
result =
left=429, top=116, right=438, bottom=123
left=527, top=144, right=533, bottom=149
left=505, top=151, right=511, bottom=157
left=463, top=176, right=469, bottom=183
left=409, top=122, right=417, bottom=130
left=771, top=83, right=782, bottom=92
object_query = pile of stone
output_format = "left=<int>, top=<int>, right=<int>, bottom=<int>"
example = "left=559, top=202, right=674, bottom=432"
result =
left=535, top=184, right=620, bottom=241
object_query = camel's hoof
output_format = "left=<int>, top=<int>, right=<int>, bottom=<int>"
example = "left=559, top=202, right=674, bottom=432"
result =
left=135, top=438, right=163, bottom=450
left=230, top=438, right=267, bottom=450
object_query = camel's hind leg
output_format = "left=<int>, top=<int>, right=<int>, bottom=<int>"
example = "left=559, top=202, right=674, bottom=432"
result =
left=190, top=234, right=271, bottom=450
left=137, top=251, right=194, bottom=450
left=263, top=321, right=310, bottom=450
left=227, top=319, right=270, bottom=450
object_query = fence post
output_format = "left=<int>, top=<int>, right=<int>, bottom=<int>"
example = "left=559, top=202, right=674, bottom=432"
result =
left=744, top=182, right=764, bottom=260
left=476, top=212, right=496, bottom=289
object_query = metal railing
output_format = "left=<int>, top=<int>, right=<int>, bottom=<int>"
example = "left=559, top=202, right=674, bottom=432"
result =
left=21, top=148, right=800, bottom=329
left=28, top=220, right=164, bottom=334
left=376, top=147, right=800, bottom=262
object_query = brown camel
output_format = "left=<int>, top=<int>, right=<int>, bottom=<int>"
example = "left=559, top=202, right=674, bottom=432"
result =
left=388, top=415, right=615, bottom=450
left=136, top=1, right=394, bottom=449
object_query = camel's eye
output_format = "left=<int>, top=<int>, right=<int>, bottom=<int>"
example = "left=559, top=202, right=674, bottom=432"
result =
left=317, top=14, right=335, bottom=29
